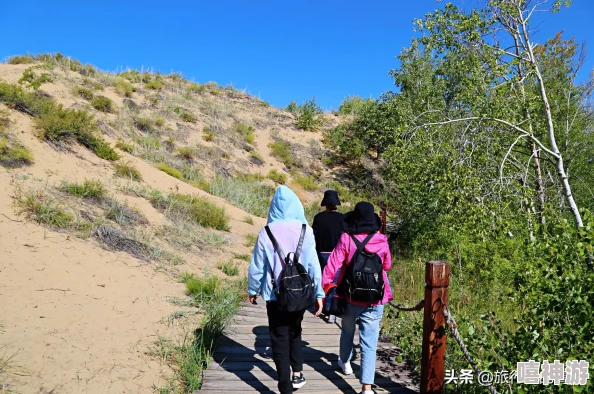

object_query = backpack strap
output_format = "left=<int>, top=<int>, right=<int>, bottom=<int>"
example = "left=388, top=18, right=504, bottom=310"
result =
left=292, top=224, right=307, bottom=265
left=349, top=232, right=376, bottom=252
left=265, top=225, right=287, bottom=263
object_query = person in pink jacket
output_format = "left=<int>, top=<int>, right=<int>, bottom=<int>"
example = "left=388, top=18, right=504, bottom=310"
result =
left=322, top=201, right=393, bottom=394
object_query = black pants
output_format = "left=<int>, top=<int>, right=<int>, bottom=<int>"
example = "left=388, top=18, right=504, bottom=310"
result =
left=266, top=301, right=305, bottom=394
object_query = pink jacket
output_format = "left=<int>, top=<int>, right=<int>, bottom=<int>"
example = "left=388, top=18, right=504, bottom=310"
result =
left=322, top=232, right=393, bottom=306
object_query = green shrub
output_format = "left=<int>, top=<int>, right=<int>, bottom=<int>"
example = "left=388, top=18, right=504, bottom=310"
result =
left=157, top=163, right=183, bottom=179
left=232, top=122, right=255, bottom=144
left=90, top=138, right=119, bottom=161
left=18, top=67, right=53, bottom=90
left=233, top=253, right=251, bottom=261
left=208, top=175, right=275, bottom=217
left=0, top=133, right=34, bottom=168
left=285, top=101, right=297, bottom=113
left=114, top=79, right=134, bottom=97
left=145, top=80, right=164, bottom=90
left=185, top=275, right=220, bottom=298
left=73, top=86, right=94, bottom=101
left=203, top=126, right=215, bottom=141
left=17, top=189, right=73, bottom=228
left=242, top=216, right=254, bottom=225
left=268, top=169, right=287, bottom=184
left=338, top=95, right=370, bottom=115
left=7, top=55, right=34, bottom=64
left=82, top=79, right=104, bottom=91
left=114, top=160, right=142, bottom=181
left=176, top=147, right=196, bottom=160
left=295, top=98, right=325, bottom=131
left=155, top=117, right=165, bottom=127
left=179, top=111, right=197, bottom=123
left=244, top=233, right=258, bottom=247
left=149, top=191, right=230, bottom=231
left=0, top=109, right=10, bottom=132
left=91, top=95, right=114, bottom=112
left=268, top=140, right=294, bottom=167
left=115, top=140, right=134, bottom=153
left=217, top=260, right=239, bottom=276
left=187, top=83, right=206, bottom=94
left=60, top=179, right=107, bottom=199
left=119, top=70, right=140, bottom=83
left=292, top=173, right=317, bottom=191
left=0, top=81, right=117, bottom=161
left=134, top=117, right=153, bottom=132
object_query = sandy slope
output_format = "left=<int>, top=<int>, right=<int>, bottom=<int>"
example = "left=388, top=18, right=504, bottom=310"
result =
left=0, top=60, right=332, bottom=393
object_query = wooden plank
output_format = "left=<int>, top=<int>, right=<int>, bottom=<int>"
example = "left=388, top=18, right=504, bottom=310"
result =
left=216, top=337, right=360, bottom=347
left=213, top=351, right=340, bottom=362
left=214, top=345, right=340, bottom=354
left=207, top=360, right=339, bottom=372
left=203, top=369, right=400, bottom=382
left=200, top=377, right=411, bottom=391
left=226, top=326, right=340, bottom=335
left=199, top=390, right=400, bottom=394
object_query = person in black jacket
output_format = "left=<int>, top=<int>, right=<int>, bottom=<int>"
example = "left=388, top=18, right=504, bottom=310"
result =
left=312, top=190, right=346, bottom=323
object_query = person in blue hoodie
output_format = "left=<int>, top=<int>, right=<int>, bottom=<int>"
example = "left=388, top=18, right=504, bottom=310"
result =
left=248, top=186, right=325, bottom=394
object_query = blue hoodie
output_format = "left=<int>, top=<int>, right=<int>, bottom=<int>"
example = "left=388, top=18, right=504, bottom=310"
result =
left=248, top=186, right=324, bottom=301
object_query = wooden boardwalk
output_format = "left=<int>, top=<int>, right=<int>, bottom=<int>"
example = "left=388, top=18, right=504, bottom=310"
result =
left=199, top=301, right=418, bottom=394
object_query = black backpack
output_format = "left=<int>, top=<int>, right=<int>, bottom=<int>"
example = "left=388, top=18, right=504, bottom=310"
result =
left=265, top=224, right=315, bottom=313
left=341, top=233, right=385, bottom=304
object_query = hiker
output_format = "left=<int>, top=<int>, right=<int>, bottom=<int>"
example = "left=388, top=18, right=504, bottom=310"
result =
left=322, top=201, right=393, bottom=394
left=312, top=189, right=346, bottom=323
left=248, top=185, right=325, bottom=394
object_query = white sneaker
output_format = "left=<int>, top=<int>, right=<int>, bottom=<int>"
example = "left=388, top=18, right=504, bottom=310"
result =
left=361, top=391, right=374, bottom=394
left=338, top=359, right=353, bottom=375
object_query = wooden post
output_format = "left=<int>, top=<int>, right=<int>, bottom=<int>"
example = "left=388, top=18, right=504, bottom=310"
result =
left=420, top=261, right=450, bottom=394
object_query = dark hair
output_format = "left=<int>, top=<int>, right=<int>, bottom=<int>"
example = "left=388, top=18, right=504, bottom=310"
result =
left=326, top=204, right=338, bottom=211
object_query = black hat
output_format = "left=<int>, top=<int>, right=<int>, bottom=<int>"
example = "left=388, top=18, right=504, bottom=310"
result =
left=344, top=201, right=381, bottom=233
left=321, top=190, right=341, bottom=207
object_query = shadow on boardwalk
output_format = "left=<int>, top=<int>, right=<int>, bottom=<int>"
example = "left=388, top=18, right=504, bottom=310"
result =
left=200, top=304, right=417, bottom=393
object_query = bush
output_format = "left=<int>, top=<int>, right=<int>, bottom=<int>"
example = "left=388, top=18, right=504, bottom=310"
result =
left=244, top=233, right=258, bottom=247
left=338, top=95, right=370, bottom=115
left=203, top=126, right=215, bottom=141
left=134, top=117, right=153, bottom=132
left=187, top=83, right=206, bottom=94
left=115, top=140, right=134, bottom=153
left=268, top=169, right=287, bottom=184
left=285, top=101, right=297, bottom=113
left=60, top=179, right=107, bottom=199
left=0, top=132, right=34, bottom=168
left=155, top=117, right=165, bottom=127
left=292, top=173, right=317, bottom=191
left=185, top=275, right=221, bottom=298
left=232, top=122, right=255, bottom=144
left=91, top=95, right=114, bottom=112
left=243, top=216, right=254, bottom=225
left=114, top=79, right=134, bottom=97
left=0, top=81, right=118, bottom=161
left=18, top=67, right=53, bottom=90
left=208, top=175, right=276, bottom=217
left=268, top=140, right=294, bottom=167
left=145, top=80, right=164, bottom=90
left=73, top=86, right=94, bottom=101
left=217, top=260, right=239, bottom=276
left=17, top=189, right=73, bottom=228
left=157, top=163, right=183, bottom=179
left=89, top=138, right=119, bottom=161
left=233, top=252, right=251, bottom=261
left=114, top=160, right=142, bottom=181
left=179, top=111, right=197, bottom=123
left=149, top=191, right=230, bottom=231
left=7, top=55, right=34, bottom=64
left=176, top=147, right=196, bottom=160
left=295, top=98, right=325, bottom=131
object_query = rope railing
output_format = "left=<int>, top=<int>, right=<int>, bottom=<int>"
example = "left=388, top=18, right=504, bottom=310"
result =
left=388, top=299, right=425, bottom=312
left=443, top=307, right=500, bottom=394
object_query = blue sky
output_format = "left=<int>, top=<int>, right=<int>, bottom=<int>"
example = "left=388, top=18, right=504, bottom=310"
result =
left=1, top=0, right=592, bottom=110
